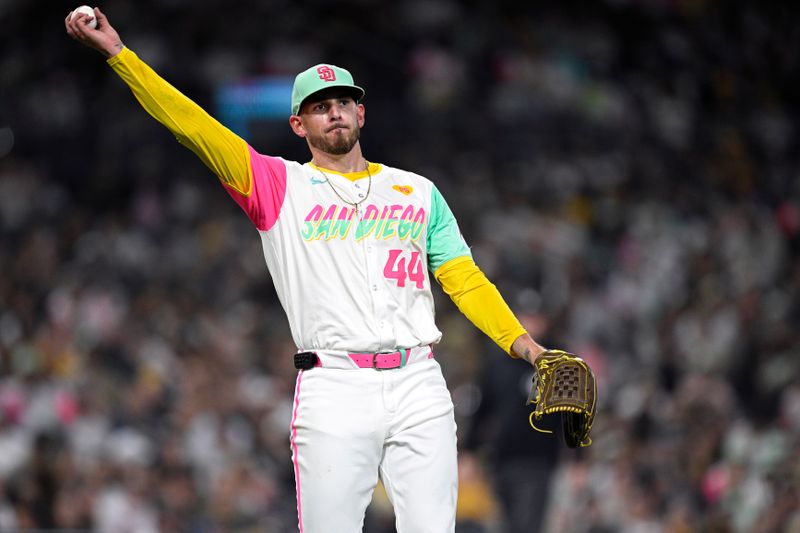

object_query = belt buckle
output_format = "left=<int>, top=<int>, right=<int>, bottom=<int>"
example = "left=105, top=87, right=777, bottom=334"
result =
left=373, top=350, right=405, bottom=370
left=373, top=352, right=391, bottom=370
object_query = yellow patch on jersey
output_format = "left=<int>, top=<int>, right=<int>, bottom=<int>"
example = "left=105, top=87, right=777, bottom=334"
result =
left=393, top=184, right=413, bottom=195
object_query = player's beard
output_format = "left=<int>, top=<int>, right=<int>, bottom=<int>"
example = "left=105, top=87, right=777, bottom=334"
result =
left=308, top=124, right=361, bottom=155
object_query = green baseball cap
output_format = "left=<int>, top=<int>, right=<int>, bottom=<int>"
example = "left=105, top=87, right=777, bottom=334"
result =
left=291, top=64, right=365, bottom=115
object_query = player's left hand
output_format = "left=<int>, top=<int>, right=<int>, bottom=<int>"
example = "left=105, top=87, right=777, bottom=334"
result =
left=526, top=349, right=596, bottom=448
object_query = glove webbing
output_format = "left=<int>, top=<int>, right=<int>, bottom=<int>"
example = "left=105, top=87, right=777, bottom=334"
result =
left=529, top=350, right=596, bottom=447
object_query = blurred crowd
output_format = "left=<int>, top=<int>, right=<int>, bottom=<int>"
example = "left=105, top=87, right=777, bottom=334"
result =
left=1, top=0, right=799, bottom=531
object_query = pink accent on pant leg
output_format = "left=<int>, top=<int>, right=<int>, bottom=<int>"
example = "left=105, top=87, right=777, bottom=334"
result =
left=291, top=370, right=305, bottom=532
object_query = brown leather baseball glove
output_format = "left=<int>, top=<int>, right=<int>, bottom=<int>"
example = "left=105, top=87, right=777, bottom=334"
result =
left=526, top=349, right=596, bottom=448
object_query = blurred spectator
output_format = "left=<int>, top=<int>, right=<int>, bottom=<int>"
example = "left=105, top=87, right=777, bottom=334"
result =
left=462, top=307, right=561, bottom=533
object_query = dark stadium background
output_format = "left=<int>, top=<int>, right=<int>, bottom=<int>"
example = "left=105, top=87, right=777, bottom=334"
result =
left=1, top=0, right=799, bottom=531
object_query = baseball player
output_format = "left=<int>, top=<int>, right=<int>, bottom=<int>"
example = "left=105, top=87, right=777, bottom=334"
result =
left=66, top=7, right=548, bottom=533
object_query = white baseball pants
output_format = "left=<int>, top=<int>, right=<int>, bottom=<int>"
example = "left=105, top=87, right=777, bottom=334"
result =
left=289, top=353, right=458, bottom=533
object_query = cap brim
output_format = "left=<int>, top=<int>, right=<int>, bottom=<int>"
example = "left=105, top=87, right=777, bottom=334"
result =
left=296, top=85, right=365, bottom=114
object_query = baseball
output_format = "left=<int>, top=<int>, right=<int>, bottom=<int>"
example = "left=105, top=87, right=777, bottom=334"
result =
left=70, top=5, right=97, bottom=29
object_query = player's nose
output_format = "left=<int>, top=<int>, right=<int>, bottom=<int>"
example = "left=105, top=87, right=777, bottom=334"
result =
left=327, top=103, right=344, bottom=120
left=327, top=107, right=342, bottom=121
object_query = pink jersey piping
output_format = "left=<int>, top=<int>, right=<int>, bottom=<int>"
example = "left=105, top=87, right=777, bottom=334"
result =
left=291, top=370, right=304, bottom=532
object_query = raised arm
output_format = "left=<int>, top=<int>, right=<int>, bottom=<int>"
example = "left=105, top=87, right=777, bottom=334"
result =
left=64, top=7, right=252, bottom=195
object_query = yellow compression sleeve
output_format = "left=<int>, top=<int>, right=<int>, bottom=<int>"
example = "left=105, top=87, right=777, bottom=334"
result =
left=435, top=257, right=527, bottom=356
left=107, top=48, right=252, bottom=195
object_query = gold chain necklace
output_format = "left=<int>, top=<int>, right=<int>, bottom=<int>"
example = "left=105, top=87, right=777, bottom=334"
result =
left=316, top=161, right=373, bottom=214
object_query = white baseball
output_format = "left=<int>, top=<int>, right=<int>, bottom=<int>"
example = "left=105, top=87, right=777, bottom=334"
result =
left=70, top=5, right=97, bottom=29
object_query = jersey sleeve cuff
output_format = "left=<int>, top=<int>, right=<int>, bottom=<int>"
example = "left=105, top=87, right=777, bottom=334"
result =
left=106, top=46, right=131, bottom=66
left=433, top=255, right=473, bottom=281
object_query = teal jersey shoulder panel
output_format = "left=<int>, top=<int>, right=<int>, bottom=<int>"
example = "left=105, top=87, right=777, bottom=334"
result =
left=426, top=184, right=472, bottom=272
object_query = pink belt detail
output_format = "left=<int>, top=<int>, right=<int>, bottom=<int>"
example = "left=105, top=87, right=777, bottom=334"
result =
left=348, top=351, right=404, bottom=369
left=309, top=346, right=434, bottom=370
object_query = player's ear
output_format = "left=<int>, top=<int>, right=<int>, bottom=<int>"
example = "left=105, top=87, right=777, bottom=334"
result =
left=289, top=115, right=306, bottom=138
left=357, top=103, right=365, bottom=128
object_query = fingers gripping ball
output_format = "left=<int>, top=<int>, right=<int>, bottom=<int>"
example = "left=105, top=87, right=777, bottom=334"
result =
left=70, top=5, right=97, bottom=29
left=526, top=349, right=597, bottom=448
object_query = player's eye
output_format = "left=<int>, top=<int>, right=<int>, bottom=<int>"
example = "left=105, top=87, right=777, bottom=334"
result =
left=313, top=103, right=327, bottom=112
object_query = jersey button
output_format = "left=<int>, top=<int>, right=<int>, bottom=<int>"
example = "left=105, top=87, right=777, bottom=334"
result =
left=372, top=285, right=378, bottom=291
left=358, top=193, right=365, bottom=198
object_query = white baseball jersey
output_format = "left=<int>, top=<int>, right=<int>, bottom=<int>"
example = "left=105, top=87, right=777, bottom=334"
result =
left=223, top=151, right=471, bottom=353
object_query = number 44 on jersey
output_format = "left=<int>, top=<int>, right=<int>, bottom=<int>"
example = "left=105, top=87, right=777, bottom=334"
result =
left=383, top=249, right=425, bottom=289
